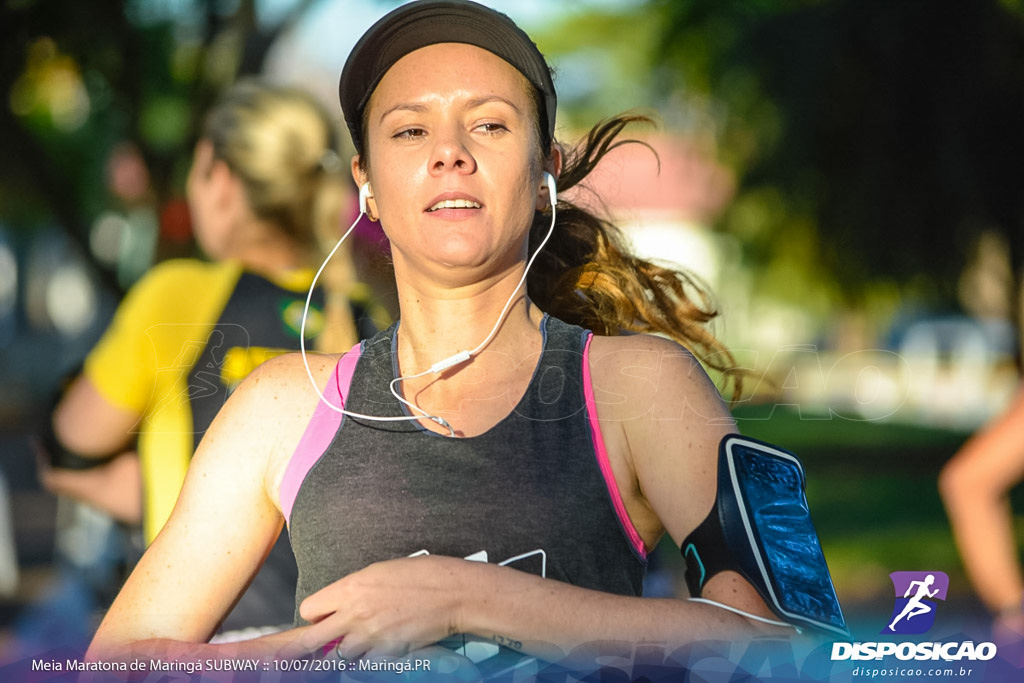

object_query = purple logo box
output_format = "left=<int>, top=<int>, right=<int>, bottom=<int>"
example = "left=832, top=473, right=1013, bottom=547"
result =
left=883, top=571, right=950, bottom=635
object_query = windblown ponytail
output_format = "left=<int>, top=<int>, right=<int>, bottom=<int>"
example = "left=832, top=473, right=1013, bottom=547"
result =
left=527, top=114, right=743, bottom=399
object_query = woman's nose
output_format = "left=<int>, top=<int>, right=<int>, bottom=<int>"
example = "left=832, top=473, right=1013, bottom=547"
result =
left=429, top=129, right=477, bottom=176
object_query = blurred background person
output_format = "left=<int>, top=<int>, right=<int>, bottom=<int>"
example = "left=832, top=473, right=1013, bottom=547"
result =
left=35, top=79, right=385, bottom=640
left=938, top=225, right=1023, bottom=645
left=940, top=378, right=1024, bottom=643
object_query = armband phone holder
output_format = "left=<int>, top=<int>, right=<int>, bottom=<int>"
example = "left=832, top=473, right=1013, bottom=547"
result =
left=682, top=434, right=850, bottom=638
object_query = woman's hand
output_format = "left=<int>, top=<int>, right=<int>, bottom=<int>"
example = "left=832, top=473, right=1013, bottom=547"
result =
left=299, top=554, right=469, bottom=659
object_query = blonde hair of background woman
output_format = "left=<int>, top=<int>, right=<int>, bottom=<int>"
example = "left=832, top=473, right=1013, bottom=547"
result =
left=203, top=79, right=359, bottom=352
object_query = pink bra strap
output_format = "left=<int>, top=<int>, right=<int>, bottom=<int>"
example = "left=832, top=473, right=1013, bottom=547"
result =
left=582, top=333, right=647, bottom=559
left=280, top=344, right=362, bottom=524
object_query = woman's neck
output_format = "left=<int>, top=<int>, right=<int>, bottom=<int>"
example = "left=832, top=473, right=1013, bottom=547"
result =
left=226, top=220, right=308, bottom=276
left=393, top=267, right=544, bottom=376
left=391, top=267, right=546, bottom=437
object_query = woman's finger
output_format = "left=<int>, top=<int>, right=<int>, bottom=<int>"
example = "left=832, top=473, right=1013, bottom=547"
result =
left=333, top=633, right=371, bottom=661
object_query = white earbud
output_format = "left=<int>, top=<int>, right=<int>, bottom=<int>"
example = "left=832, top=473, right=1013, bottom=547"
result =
left=359, top=183, right=372, bottom=215
left=544, top=172, right=556, bottom=208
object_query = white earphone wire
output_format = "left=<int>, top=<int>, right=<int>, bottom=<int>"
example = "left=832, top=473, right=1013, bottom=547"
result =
left=393, top=171, right=557, bottom=379
left=301, top=172, right=558, bottom=437
left=687, top=597, right=801, bottom=632
left=300, top=212, right=431, bottom=428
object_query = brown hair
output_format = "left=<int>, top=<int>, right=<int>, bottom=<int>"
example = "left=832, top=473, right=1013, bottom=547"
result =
left=528, top=115, right=742, bottom=400
left=355, top=81, right=740, bottom=397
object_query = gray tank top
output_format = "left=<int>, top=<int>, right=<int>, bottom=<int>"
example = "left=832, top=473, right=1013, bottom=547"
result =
left=286, top=315, right=647, bottom=623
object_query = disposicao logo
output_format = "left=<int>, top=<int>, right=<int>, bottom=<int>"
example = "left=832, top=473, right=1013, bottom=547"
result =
left=883, top=570, right=948, bottom=635
left=831, top=569, right=997, bottom=664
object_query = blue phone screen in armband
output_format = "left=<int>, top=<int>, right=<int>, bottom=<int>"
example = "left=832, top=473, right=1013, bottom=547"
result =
left=683, top=435, right=850, bottom=638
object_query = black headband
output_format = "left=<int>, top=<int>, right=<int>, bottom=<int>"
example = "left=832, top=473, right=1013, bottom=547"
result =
left=339, top=0, right=557, bottom=154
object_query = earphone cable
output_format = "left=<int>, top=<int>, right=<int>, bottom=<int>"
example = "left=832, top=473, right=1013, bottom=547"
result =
left=301, top=175, right=557, bottom=436
left=300, top=214, right=429, bottom=427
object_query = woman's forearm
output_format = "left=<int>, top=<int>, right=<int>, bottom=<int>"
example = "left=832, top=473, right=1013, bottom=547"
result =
left=86, top=626, right=324, bottom=664
left=455, top=560, right=778, bottom=665
left=948, top=497, right=1023, bottom=612
left=38, top=451, right=142, bottom=524
left=298, top=554, right=783, bottom=667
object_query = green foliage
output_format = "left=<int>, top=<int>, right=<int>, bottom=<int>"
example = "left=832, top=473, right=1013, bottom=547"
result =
left=531, top=5, right=667, bottom=131
left=0, top=0, right=319, bottom=290
left=645, top=0, right=1024, bottom=311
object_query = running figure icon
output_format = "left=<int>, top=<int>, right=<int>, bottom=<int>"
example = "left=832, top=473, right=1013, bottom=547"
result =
left=889, top=574, right=940, bottom=631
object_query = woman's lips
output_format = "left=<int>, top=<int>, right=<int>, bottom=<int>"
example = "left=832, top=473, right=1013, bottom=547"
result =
left=427, top=198, right=482, bottom=211
left=425, top=192, right=484, bottom=213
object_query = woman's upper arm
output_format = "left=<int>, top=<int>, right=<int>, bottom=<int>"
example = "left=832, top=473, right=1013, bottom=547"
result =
left=592, top=334, right=735, bottom=545
left=52, top=275, right=156, bottom=455
left=90, top=353, right=332, bottom=652
left=592, top=335, right=776, bottom=619
left=54, top=262, right=201, bottom=455
left=643, top=347, right=733, bottom=541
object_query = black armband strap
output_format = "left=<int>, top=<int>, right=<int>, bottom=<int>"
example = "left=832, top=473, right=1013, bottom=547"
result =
left=39, top=419, right=120, bottom=471
left=681, top=434, right=850, bottom=638
left=682, top=498, right=735, bottom=594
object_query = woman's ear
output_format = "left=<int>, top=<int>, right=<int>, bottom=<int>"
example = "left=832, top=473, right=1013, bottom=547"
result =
left=547, top=144, right=563, bottom=179
left=536, top=145, right=563, bottom=211
left=350, top=155, right=364, bottom=189
left=189, top=140, right=238, bottom=211
left=350, top=155, right=378, bottom=221
left=192, top=139, right=216, bottom=178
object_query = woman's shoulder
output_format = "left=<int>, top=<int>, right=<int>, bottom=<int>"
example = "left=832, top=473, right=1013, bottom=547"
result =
left=124, top=259, right=240, bottom=309
left=587, top=332, right=703, bottom=380
left=140, top=258, right=239, bottom=287
left=99, top=260, right=239, bottom=335
left=216, top=350, right=344, bottom=468
left=245, top=349, right=345, bottom=397
left=587, top=332, right=730, bottom=422
left=213, top=350, right=346, bottom=433
left=588, top=331, right=690, bottom=354
left=234, top=350, right=350, bottom=504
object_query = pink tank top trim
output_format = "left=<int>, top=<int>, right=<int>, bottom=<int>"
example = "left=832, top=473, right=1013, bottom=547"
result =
left=280, top=344, right=362, bottom=525
left=582, top=333, right=648, bottom=559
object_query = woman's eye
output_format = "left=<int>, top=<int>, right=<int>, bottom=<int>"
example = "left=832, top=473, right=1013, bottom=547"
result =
left=475, top=122, right=508, bottom=134
left=394, top=128, right=426, bottom=139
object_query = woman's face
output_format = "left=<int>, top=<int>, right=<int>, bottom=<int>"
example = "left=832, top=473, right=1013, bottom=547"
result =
left=355, top=42, right=548, bottom=287
left=186, top=139, right=231, bottom=259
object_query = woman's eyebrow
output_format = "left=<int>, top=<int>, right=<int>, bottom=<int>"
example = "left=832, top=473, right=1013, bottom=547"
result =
left=378, top=95, right=522, bottom=124
left=465, top=95, right=522, bottom=114
left=378, top=102, right=430, bottom=124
